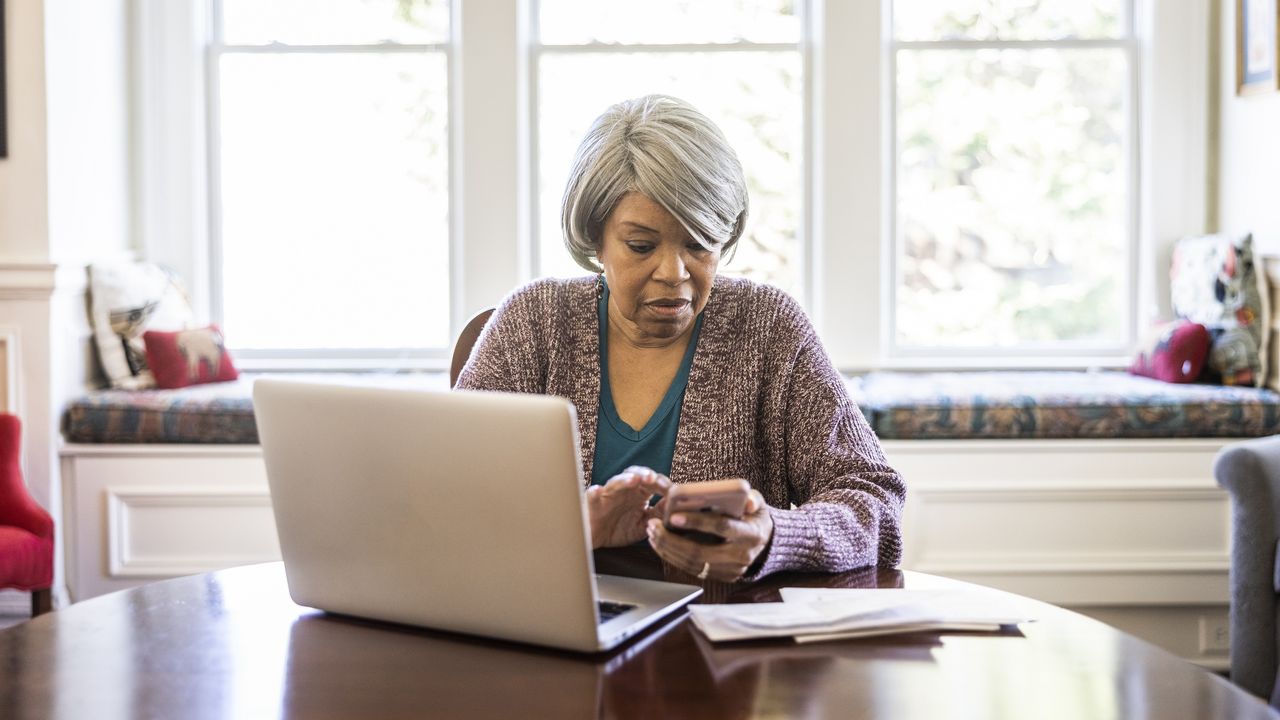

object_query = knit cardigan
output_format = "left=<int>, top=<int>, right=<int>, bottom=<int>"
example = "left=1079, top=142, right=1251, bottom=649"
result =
left=455, top=275, right=905, bottom=578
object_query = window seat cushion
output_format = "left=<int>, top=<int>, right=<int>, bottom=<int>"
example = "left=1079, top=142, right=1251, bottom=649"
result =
left=61, top=370, right=1280, bottom=444
left=61, top=374, right=448, bottom=444
left=861, top=370, right=1280, bottom=440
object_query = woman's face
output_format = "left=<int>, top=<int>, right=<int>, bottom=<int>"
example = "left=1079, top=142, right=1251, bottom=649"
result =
left=597, top=192, right=721, bottom=344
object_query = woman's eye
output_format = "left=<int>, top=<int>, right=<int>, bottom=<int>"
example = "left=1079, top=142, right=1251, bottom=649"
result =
left=687, top=243, right=710, bottom=254
left=626, top=242, right=654, bottom=254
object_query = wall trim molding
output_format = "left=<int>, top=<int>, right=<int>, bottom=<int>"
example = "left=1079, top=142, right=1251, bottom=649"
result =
left=0, top=590, right=30, bottom=616
left=917, top=485, right=1224, bottom=502
left=0, top=262, right=87, bottom=300
left=106, top=485, right=276, bottom=577
left=914, top=557, right=1230, bottom=575
left=882, top=438, right=1233, bottom=455
left=0, top=263, right=58, bottom=300
left=61, top=443, right=263, bottom=458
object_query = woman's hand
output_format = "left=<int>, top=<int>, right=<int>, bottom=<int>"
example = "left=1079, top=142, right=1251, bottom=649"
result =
left=586, top=466, right=672, bottom=549
left=646, top=487, right=774, bottom=582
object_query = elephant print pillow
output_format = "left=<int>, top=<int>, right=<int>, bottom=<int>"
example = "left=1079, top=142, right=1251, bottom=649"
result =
left=142, top=326, right=240, bottom=389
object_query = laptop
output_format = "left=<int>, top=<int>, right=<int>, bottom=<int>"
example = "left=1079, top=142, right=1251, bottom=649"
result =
left=252, top=379, right=702, bottom=653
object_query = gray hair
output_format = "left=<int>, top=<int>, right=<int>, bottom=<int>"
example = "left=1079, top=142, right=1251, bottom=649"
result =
left=560, top=95, right=749, bottom=273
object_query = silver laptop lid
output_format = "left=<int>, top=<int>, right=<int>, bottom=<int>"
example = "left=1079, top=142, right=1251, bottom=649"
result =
left=253, top=379, right=602, bottom=651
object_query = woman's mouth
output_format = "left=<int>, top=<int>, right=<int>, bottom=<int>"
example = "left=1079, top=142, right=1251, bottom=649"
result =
left=645, top=298, right=691, bottom=318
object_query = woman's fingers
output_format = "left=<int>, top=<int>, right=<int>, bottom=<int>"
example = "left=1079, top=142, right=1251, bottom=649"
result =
left=646, top=519, right=754, bottom=581
left=615, top=466, right=671, bottom=494
left=647, top=487, right=775, bottom=581
left=599, top=467, right=670, bottom=502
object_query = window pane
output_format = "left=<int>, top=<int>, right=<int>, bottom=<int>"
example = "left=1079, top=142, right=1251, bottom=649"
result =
left=218, top=53, right=449, bottom=350
left=893, top=0, right=1125, bottom=41
left=538, top=52, right=803, bottom=293
left=539, top=0, right=799, bottom=45
left=895, top=48, right=1128, bottom=348
left=221, top=0, right=448, bottom=45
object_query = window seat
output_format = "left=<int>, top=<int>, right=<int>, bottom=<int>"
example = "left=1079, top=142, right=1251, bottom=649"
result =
left=62, top=370, right=1280, bottom=444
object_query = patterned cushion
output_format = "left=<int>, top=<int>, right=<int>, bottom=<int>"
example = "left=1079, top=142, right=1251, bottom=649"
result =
left=61, top=373, right=449, bottom=444
left=861, top=371, right=1280, bottom=440
left=61, top=379, right=259, bottom=444
left=62, top=370, right=1280, bottom=444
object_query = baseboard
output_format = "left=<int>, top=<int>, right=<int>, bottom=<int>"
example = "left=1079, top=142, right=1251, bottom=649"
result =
left=0, top=588, right=30, bottom=616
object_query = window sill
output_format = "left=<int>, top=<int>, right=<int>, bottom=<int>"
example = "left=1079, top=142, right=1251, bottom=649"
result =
left=840, top=355, right=1132, bottom=374
left=234, top=356, right=450, bottom=373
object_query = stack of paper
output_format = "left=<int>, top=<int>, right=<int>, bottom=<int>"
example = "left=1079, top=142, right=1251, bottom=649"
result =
left=687, top=588, right=1035, bottom=644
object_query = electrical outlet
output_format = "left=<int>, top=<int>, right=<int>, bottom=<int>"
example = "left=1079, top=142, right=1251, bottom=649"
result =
left=1199, top=616, right=1230, bottom=655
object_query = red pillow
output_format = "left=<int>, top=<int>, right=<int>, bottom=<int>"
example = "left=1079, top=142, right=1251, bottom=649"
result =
left=142, top=325, right=239, bottom=389
left=1128, top=320, right=1211, bottom=383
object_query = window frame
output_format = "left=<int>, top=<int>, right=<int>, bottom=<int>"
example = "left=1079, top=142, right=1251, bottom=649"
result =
left=205, top=0, right=455, bottom=366
left=132, top=0, right=1208, bottom=373
left=884, top=0, right=1142, bottom=361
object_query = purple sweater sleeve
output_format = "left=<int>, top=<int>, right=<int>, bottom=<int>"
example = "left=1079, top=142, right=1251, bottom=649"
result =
left=744, top=309, right=905, bottom=579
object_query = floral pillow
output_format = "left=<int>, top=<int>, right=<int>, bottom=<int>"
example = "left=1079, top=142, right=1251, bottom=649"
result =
left=1171, top=233, right=1269, bottom=387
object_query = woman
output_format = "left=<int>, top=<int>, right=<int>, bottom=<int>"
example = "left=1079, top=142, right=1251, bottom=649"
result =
left=456, top=95, right=903, bottom=582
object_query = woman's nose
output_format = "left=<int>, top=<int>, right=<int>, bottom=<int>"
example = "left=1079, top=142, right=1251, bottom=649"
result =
left=654, top=248, right=689, bottom=285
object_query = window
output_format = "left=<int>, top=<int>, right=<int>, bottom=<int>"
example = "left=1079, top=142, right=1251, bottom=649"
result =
left=890, top=0, right=1138, bottom=354
left=532, top=0, right=807, bottom=295
left=209, top=0, right=451, bottom=356
left=139, top=1, right=1204, bottom=372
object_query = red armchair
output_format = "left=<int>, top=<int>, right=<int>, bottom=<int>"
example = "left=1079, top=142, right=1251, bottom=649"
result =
left=0, top=414, right=54, bottom=616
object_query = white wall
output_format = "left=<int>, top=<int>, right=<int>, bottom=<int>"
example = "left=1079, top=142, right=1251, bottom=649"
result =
left=0, top=0, right=132, bottom=608
left=43, top=0, right=132, bottom=263
left=0, top=0, right=50, bottom=262
left=1216, top=0, right=1280, bottom=252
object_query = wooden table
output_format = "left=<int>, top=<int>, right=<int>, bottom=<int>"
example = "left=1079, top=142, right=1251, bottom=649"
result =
left=0, top=557, right=1274, bottom=719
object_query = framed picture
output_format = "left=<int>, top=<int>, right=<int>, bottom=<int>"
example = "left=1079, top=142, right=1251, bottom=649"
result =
left=1238, top=0, right=1280, bottom=95
left=0, top=0, right=7, bottom=158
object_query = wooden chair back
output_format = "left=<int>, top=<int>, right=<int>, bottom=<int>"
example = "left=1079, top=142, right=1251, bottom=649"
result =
left=450, top=308, right=495, bottom=388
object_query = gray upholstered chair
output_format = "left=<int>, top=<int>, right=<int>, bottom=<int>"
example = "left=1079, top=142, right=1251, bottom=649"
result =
left=1214, top=434, right=1280, bottom=704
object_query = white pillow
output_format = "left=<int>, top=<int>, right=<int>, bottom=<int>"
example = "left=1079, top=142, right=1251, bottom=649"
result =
left=88, top=261, right=196, bottom=389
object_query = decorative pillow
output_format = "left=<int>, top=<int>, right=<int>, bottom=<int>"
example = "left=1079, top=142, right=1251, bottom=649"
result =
left=88, top=261, right=196, bottom=389
left=1128, top=320, right=1211, bottom=383
left=142, top=325, right=240, bottom=389
left=1171, top=233, right=1270, bottom=387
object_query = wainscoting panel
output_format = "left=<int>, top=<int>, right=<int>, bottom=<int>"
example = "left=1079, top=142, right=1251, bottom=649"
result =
left=106, top=486, right=279, bottom=577
left=885, top=437, right=1234, bottom=667
left=61, top=445, right=273, bottom=601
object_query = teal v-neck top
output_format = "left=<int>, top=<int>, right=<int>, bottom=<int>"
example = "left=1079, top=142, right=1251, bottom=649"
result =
left=590, top=283, right=703, bottom=487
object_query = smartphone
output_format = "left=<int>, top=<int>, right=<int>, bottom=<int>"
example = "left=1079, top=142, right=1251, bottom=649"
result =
left=662, top=479, right=752, bottom=544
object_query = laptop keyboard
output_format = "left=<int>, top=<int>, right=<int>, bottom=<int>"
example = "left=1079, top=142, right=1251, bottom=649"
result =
left=598, top=600, right=637, bottom=623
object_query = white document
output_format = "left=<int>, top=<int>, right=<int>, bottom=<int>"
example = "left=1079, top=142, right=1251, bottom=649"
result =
left=688, top=588, right=1035, bottom=643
